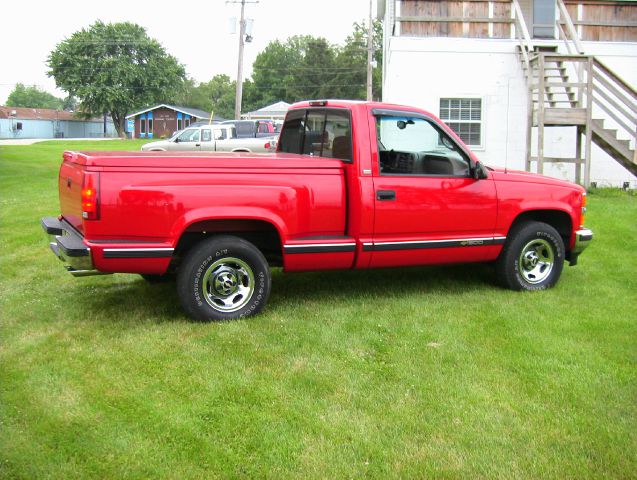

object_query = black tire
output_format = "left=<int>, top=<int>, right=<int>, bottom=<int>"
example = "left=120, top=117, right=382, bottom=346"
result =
left=176, top=235, right=271, bottom=321
left=496, top=221, right=565, bottom=291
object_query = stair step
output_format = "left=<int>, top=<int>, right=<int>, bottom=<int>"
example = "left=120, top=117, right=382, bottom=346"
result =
left=591, top=123, right=636, bottom=176
left=533, top=45, right=559, bottom=52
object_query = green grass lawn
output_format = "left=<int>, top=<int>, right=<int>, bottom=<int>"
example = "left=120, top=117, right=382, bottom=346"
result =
left=1, top=141, right=636, bottom=479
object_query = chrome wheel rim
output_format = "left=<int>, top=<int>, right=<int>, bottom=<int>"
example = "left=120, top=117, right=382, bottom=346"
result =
left=519, top=239, right=554, bottom=284
left=202, top=257, right=254, bottom=312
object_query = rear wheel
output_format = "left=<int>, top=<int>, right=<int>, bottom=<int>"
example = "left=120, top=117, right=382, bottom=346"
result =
left=496, top=221, right=565, bottom=291
left=177, top=235, right=271, bottom=321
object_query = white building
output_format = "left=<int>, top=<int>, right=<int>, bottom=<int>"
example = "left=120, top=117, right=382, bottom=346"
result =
left=242, top=101, right=291, bottom=121
left=378, top=0, right=637, bottom=187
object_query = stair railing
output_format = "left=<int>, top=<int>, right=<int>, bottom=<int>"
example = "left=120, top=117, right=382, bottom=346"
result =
left=512, top=0, right=533, bottom=74
left=591, top=58, right=637, bottom=152
left=556, top=0, right=585, bottom=55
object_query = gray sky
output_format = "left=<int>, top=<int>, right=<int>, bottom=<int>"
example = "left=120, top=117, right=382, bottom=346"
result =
left=2, top=0, right=374, bottom=104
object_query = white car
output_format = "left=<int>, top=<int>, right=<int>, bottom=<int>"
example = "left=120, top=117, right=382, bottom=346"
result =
left=141, top=125, right=277, bottom=153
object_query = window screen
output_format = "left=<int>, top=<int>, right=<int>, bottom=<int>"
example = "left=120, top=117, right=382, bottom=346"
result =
left=439, top=98, right=482, bottom=147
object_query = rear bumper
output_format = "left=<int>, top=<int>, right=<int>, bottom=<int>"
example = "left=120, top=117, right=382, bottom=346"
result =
left=41, top=217, right=106, bottom=277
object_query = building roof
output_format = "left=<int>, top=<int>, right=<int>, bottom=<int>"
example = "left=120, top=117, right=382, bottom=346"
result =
left=245, top=101, right=291, bottom=116
left=0, top=106, right=95, bottom=121
left=125, top=104, right=211, bottom=120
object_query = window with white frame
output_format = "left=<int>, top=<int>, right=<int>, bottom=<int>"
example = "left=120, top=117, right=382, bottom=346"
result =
left=439, top=98, right=482, bottom=147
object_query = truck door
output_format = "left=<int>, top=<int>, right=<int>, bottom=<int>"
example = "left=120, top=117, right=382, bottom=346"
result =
left=212, top=127, right=231, bottom=152
left=199, top=128, right=216, bottom=151
left=171, top=128, right=201, bottom=151
left=369, top=111, right=499, bottom=268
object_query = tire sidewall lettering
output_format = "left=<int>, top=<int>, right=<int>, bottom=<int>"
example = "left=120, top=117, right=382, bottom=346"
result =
left=535, top=231, right=562, bottom=258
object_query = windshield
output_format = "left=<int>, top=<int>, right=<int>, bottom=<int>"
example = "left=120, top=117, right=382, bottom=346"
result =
left=176, top=128, right=200, bottom=143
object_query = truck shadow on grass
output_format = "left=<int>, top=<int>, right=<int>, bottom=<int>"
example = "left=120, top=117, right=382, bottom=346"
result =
left=74, top=263, right=496, bottom=323
left=268, top=263, right=495, bottom=308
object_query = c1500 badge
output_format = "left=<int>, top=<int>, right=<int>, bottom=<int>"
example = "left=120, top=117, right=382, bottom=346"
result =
left=461, top=240, right=485, bottom=246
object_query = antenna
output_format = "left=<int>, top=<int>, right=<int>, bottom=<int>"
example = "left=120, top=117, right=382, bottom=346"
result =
left=505, top=76, right=511, bottom=174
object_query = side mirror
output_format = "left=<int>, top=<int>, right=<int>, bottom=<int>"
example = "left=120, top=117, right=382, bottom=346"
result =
left=472, top=161, right=488, bottom=180
left=174, top=137, right=180, bottom=143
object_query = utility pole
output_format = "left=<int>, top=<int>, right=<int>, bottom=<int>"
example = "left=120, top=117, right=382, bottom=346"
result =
left=235, top=0, right=246, bottom=120
left=366, top=0, right=374, bottom=101
left=229, top=0, right=258, bottom=120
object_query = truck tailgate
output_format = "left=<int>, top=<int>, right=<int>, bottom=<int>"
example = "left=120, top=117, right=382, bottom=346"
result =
left=58, top=152, right=86, bottom=233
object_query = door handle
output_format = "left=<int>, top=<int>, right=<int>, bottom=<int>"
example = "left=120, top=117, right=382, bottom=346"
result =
left=195, top=143, right=201, bottom=147
left=376, top=190, right=396, bottom=201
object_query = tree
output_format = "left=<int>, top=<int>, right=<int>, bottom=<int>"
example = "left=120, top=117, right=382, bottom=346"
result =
left=248, top=36, right=339, bottom=107
left=47, top=21, right=186, bottom=137
left=5, top=83, right=64, bottom=109
left=333, top=19, right=383, bottom=100
left=247, top=21, right=383, bottom=108
left=173, top=75, right=236, bottom=120
left=249, top=39, right=303, bottom=106
left=292, top=37, right=338, bottom=100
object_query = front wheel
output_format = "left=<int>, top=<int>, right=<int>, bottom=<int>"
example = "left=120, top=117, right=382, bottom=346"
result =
left=496, top=221, right=565, bottom=291
left=177, top=236, right=271, bottom=321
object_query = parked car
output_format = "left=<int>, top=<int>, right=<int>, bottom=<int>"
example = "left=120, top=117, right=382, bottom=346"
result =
left=140, top=124, right=276, bottom=153
left=221, top=120, right=276, bottom=138
left=42, top=99, right=592, bottom=322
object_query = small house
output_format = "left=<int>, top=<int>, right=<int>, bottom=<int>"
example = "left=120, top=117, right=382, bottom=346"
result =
left=125, top=105, right=216, bottom=139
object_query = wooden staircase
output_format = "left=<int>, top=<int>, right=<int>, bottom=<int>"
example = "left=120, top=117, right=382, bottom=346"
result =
left=512, top=0, right=637, bottom=186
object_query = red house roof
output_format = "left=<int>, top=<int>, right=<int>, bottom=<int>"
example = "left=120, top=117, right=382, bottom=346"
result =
left=0, top=106, right=99, bottom=121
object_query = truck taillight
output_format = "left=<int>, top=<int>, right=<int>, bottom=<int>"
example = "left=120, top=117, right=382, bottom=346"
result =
left=81, top=172, right=99, bottom=220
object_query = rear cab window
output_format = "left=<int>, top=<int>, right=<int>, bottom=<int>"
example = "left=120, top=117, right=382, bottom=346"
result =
left=278, top=108, right=352, bottom=162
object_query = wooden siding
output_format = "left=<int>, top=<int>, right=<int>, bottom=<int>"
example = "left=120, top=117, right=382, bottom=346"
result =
left=518, top=0, right=533, bottom=31
left=396, top=0, right=637, bottom=41
left=565, top=1, right=637, bottom=41
left=399, top=0, right=512, bottom=39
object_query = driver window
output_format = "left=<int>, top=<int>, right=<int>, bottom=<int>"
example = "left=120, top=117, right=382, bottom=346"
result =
left=177, top=128, right=200, bottom=143
left=201, top=129, right=212, bottom=142
left=376, top=116, right=470, bottom=177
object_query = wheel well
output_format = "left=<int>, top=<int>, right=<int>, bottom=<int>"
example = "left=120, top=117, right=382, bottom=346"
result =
left=231, top=148, right=250, bottom=153
left=509, top=210, right=572, bottom=250
left=172, top=219, right=283, bottom=268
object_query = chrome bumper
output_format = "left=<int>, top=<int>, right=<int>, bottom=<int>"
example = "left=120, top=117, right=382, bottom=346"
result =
left=573, top=228, right=593, bottom=255
left=568, top=228, right=593, bottom=266
left=41, top=217, right=106, bottom=277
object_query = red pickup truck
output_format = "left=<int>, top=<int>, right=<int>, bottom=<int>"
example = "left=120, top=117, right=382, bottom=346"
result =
left=42, top=100, right=593, bottom=321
